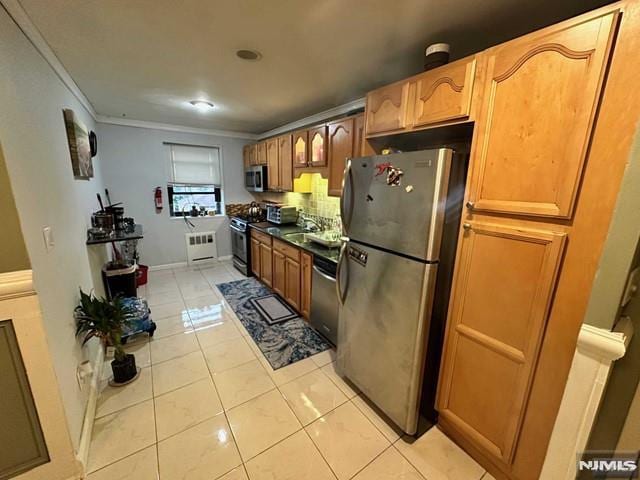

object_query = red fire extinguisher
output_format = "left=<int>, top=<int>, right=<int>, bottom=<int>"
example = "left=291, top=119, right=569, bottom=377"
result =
left=154, top=187, right=163, bottom=211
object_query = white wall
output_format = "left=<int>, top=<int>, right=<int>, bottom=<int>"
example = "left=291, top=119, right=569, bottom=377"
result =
left=97, top=123, right=254, bottom=266
left=0, top=7, right=108, bottom=449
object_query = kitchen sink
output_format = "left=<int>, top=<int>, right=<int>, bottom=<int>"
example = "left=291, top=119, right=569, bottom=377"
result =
left=284, top=231, right=341, bottom=248
left=283, top=232, right=312, bottom=244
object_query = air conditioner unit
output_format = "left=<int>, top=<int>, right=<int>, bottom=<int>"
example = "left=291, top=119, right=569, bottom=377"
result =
left=185, top=231, right=217, bottom=265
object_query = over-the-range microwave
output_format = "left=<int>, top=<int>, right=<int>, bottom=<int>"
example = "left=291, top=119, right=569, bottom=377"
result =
left=245, top=165, right=268, bottom=192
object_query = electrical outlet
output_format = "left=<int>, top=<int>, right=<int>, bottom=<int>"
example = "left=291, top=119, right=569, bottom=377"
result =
left=42, top=226, right=55, bottom=252
left=76, top=360, right=93, bottom=390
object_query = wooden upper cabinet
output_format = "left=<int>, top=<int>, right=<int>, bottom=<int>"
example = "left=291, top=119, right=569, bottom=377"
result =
left=308, top=126, right=327, bottom=167
left=365, top=82, right=409, bottom=136
left=243, top=145, right=251, bottom=169
left=266, top=138, right=279, bottom=191
left=278, top=134, right=293, bottom=192
left=327, top=117, right=355, bottom=197
left=468, top=12, right=618, bottom=218
left=293, top=130, right=308, bottom=168
left=249, top=144, right=258, bottom=166
left=437, top=220, right=566, bottom=465
left=353, top=114, right=365, bottom=159
left=256, top=141, right=268, bottom=166
left=412, top=57, right=476, bottom=127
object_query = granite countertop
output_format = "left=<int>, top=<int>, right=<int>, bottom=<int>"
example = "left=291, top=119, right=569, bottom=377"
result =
left=250, top=222, right=340, bottom=263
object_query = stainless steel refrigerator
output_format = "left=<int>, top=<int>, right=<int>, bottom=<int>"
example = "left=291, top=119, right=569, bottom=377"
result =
left=336, top=148, right=464, bottom=435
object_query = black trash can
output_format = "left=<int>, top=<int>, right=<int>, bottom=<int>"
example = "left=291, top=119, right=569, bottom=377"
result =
left=102, top=262, right=137, bottom=300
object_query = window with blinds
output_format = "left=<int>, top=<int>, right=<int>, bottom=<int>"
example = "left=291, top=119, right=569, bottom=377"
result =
left=168, top=144, right=223, bottom=217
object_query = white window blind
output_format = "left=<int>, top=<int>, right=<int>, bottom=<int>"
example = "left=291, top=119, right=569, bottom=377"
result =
left=170, top=144, right=222, bottom=185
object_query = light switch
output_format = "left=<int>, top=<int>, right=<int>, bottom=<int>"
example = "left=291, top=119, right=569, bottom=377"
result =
left=42, top=226, right=55, bottom=252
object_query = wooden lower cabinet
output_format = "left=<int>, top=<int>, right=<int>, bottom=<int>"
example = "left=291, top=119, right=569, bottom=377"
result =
left=259, top=243, right=273, bottom=287
left=272, top=250, right=286, bottom=297
left=253, top=235, right=310, bottom=316
left=300, top=252, right=312, bottom=319
left=284, top=258, right=301, bottom=310
left=250, top=238, right=261, bottom=277
left=437, top=220, right=566, bottom=465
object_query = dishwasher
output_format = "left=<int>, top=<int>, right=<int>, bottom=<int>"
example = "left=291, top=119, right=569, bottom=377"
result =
left=310, top=255, right=339, bottom=345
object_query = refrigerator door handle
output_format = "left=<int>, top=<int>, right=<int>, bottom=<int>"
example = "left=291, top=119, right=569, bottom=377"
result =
left=340, top=159, right=354, bottom=235
left=336, top=241, right=349, bottom=305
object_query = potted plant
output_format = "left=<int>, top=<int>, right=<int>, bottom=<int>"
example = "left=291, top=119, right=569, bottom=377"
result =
left=75, top=289, right=138, bottom=385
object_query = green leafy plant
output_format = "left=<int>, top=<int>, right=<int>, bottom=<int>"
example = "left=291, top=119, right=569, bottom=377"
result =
left=75, top=289, right=133, bottom=362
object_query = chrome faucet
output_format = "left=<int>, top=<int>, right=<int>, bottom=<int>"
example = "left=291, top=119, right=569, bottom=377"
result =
left=301, top=214, right=322, bottom=232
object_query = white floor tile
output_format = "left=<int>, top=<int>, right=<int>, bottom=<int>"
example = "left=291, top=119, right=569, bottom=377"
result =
left=153, top=314, right=194, bottom=339
left=149, top=300, right=189, bottom=320
left=157, top=415, right=242, bottom=480
left=259, top=355, right=318, bottom=386
left=154, top=378, right=223, bottom=440
left=149, top=331, right=199, bottom=364
left=351, top=394, right=403, bottom=443
left=87, top=445, right=158, bottom=480
left=96, top=367, right=152, bottom=418
left=245, top=430, right=336, bottom=480
left=310, top=349, right=337, bottom=368
left=280, top=369, right=348, bottom=425
left=146, top=289, right=184, bottom=307
left=196, top=321, right=242, bottom=348
left=151, top=350, right=210, bottom=396
left=213, top=360, right=275, bottom=409
left=394, top=427, right=485, bottom=480
left=202, top=337, right=256, bottom=373
left=88, top=400, right=156, bottom=473
left=352, top=446, right=424, bottom=480
left=227, top=390, right=301, bottom=461
left=321, top=362, right=360, bottom=398
left=217, top=467, right=249, bottom=480
left=306, top=402, right=389, bottom=480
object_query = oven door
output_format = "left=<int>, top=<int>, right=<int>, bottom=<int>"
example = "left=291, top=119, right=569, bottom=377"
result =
left=230, top=225, right=248, bottom=263
left=253, top=166, right=266, bottom=193
left=245, top=170, right=256, bottom=191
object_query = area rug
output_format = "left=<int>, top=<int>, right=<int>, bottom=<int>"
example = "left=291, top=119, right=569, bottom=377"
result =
left=250, top=294, right=299, bottom=325
left=216, top=278, right=331, bottom=370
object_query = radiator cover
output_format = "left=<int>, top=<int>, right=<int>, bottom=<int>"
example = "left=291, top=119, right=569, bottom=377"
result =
left=185, top=231, right=217, bottom=265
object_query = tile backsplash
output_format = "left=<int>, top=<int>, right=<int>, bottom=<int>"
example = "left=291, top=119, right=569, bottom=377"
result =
left=255, top=173, right=341, bottom=227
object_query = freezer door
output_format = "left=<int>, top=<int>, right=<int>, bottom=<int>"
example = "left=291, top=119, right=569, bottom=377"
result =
left=341, top=149, right=452, bottom=261
left=336, top=241, right=438, bottom=434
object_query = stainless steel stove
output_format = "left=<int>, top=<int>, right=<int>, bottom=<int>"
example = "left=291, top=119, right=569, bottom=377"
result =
left=230, top=212, right=265, bottom=276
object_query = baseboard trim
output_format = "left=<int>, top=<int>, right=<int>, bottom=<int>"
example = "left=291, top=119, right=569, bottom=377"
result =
left=76, top=343, right=104, bottom=472
left=540, top=319, right=634, bottom=480
left=150, top=257, right=232, bottom=271
left=149, top=262, right=188, bottom=271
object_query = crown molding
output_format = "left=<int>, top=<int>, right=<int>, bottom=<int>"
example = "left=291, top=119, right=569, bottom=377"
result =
left=577, top=318, right=633, bottom=361
left=4, top=0, right=364, bottom=141
left=96, top=115, right=258, bottom=140
left=2, top=0, right=97, bottom=120
left=0, top=270, right=34, bottom=300
left=257, top=97, right=366, bottom=140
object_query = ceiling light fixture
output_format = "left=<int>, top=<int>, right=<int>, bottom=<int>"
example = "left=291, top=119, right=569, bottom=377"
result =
left=189, top=100, right=215, bottom=112
left=236, top=49, right=262, bottom=61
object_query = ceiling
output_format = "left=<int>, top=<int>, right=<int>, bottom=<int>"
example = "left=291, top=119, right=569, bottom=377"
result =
left=19, top=0, right=611, bottom=134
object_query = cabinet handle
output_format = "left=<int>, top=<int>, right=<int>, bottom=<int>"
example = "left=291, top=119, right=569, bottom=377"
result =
left=463, top=222, right=472, bottom=230
left=465, top=201, right=475, bottom=210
